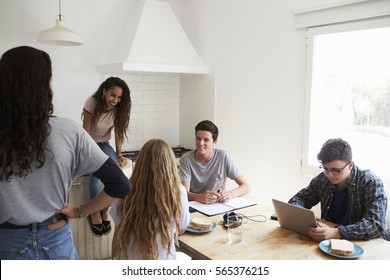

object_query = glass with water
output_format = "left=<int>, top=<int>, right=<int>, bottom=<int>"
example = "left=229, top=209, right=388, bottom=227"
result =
left=227, top=216, right=243, bottom=243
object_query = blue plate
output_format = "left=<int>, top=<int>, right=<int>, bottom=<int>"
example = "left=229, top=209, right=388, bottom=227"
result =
left=319, top=239, right=364, bottom=259
left=186, top=222, right=217, bottom=233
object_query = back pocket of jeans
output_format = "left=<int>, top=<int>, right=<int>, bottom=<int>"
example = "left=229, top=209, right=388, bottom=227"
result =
left=0, top=246, right=26, bottom=260
left=42, top=231, right=78, bottom=260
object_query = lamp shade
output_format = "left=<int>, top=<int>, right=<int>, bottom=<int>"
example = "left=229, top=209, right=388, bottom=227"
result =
left=37, top=15, right=82, bottom=46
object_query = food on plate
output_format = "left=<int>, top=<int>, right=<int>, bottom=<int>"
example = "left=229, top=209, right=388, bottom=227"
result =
left=189, top=217, right=213, bottom=231
left=330, top=239, right=355, bottom=256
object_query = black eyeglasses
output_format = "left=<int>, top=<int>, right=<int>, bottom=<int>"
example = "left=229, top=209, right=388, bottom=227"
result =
left=319, top=162, right=350, bottom=176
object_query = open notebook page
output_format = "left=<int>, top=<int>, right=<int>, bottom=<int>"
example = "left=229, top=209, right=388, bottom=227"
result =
left=188, top=197, right=256, bottom=216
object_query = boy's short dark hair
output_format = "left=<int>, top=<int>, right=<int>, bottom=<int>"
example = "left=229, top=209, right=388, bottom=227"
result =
left=317, top=138, right=352, bottom=164
left=195, top=120, right=219, bottom=141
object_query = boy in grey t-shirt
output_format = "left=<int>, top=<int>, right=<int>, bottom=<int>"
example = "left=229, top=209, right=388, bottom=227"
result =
left=179, top=120, right=251, bottom=204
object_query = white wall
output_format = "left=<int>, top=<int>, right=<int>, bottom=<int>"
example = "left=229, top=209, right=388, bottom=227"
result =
left=179, top=0, right=390, bottom=207
left=115, top=73, right=181, bottom=151
left=1, top=0, right=387, bottom=208
left=0, top=0, right=138, bottom=124
left=180, top=74, right=216, bottom=148
left=181, top=0, right=309, bottom=206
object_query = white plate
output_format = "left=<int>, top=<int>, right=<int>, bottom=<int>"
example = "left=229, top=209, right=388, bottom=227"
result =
left=186, top=222, right=217, bottom=233
left=319, top=239, right=364, bottom=259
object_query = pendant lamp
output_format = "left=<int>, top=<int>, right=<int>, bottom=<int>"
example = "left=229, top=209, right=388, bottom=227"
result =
left=37, top=0, right=82, bottom=46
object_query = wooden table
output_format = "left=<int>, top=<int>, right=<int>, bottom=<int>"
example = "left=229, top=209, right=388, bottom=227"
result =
left=178, top=203, right=390, bottom=260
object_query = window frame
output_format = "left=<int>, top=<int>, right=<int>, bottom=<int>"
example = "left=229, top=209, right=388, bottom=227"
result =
left=301, top=16, right=390, bottom=181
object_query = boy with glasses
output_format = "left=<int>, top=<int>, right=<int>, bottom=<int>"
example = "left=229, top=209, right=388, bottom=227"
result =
left=289, top=138, right=388, bottom=241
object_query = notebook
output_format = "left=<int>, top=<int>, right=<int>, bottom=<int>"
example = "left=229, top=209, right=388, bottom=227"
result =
left=189, top=197, right=257, bottom=216
left=272, top=198, right=317, bottom=236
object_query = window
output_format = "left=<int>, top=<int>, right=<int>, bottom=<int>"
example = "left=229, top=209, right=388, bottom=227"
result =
left=302, top=17, right=390, bottom=182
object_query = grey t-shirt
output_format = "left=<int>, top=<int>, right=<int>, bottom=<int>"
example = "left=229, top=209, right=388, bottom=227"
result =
left=179, top=149, right=241, bottom=194
left=0, top=117, right=108, bottom=225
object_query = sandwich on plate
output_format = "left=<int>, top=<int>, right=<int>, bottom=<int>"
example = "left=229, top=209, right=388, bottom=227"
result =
left=330, top=239, right=355, bottom=256
left=189, top=217, right=213, bottom=231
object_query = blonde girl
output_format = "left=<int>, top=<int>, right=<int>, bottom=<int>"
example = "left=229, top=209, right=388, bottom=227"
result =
left=111, top=139, right=190, bottom=259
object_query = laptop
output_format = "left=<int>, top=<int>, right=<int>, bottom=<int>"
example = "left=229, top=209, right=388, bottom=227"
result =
left=271, top=198, right=317, bottom=236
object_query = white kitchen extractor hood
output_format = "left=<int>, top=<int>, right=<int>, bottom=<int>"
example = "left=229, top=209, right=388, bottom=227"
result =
left=97, top=0, right=208, bottom=74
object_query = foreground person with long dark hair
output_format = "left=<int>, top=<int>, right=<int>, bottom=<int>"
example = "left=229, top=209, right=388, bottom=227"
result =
left=0, top=46, right=130, bottom=260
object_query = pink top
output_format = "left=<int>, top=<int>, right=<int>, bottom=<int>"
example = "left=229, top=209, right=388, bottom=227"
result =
left=83, top=97, right=115, bottom=143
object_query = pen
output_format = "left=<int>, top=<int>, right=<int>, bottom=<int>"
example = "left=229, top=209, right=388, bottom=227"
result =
left=215, top=188, right=222, bottom=202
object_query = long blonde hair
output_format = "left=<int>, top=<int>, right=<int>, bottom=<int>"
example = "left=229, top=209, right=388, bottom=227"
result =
left=112, top=139, right=183, bottom=259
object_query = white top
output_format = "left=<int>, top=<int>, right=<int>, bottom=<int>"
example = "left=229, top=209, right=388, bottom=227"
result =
left=110, top=185, right=191, bottom=259
left=83, top=96, right=115, bottom=142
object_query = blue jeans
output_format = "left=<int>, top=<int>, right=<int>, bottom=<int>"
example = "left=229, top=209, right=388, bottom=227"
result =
left=89, top=141, right=119, bottom=199
left=0, top=222, right=78, bottom=260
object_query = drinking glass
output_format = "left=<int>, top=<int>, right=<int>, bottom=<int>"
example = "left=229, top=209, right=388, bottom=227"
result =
left=227, top=216, right=243, bottom=243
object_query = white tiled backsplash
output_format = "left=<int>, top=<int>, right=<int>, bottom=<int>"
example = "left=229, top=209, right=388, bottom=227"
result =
left=108, top=73, right=215, bottom=151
